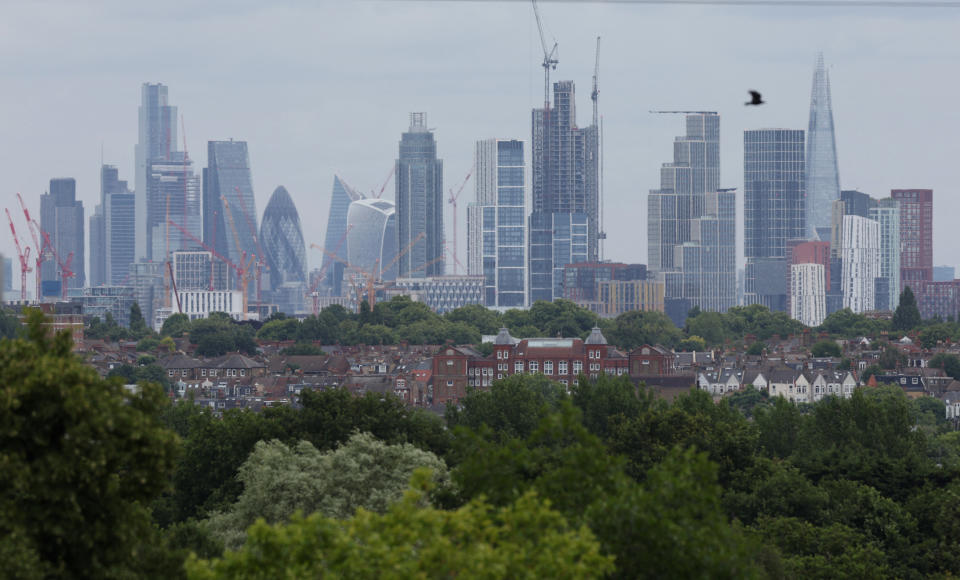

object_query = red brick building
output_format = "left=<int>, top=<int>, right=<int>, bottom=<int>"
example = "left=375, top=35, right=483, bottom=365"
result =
left=431, top=328, right=629, bottom=406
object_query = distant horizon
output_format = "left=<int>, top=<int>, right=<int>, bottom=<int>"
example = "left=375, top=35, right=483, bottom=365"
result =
left=2, top=1, right=957, bottom=292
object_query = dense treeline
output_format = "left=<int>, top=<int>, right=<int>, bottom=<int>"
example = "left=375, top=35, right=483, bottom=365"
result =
left=8, top=308, right=960, bottom=577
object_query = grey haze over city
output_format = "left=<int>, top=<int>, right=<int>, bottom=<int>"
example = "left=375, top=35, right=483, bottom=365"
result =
left=1, top=0, right=958, bottom=277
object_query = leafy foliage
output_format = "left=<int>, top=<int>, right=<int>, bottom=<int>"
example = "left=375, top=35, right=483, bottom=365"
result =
left=0, top=309, right=179, bottom=578
left=892, top=286, right=922, bottom=331
left=811, top=339, right=842, bottom=357
left=187, top=469, right=614, bottom=580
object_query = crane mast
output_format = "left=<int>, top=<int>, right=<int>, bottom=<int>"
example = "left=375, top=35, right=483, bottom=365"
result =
left=5, top=208, right=31, bottom=302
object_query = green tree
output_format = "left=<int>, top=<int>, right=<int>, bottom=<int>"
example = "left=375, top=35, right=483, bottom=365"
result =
left=0, top=306, right=21, bottom=339
left=130, top=301, right=150, bottom=338
left=161, top=312, right=193, bottom=338
left=930, top=353, right=960, bottom=380
left=205, top=433, right=450, bottom=550
left=892, top=286, right=922, bottom=332
left=587, top=447, right=763, bottom=579
left=747, top=341, right=766, bottom=356
left=0, top=309, right=180, bottom=578
left=676, top=335, right=707, bottom=352
left=187, top=470, right=614, bottom=579
left=860, top=364, right=884, bottom=383
left=878, top=345, right=907, bottom=370
left=686, top=311, right=728, bottom=346
left=445, top=303, right=502, bottom=335
left=605, top=310, right=682, bottom=350
left=446, top=374, right=567, bottom=441
left=255, top=317, right=300, bottom=341
left=811, top=339, right=842, bottom=357
left=138, top=335, right=162, bottom=352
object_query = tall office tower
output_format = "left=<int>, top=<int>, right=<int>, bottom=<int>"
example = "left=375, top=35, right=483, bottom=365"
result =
left=529, top=80, right=599, bottom=302
left=40, top=178, right=85, bottom=292
left=3, top=256, right=12, bottom=293
left=99, top=165, right=136, bottom=285
left=347, top=199, right=397, bottom=281
left=320, top=176, right=364, bottom=296
left=203, top=140, right=258, bottom=271
left=89, top=208, right=105, bottom=287
left=648, top=113, right=731, bottom=324
left=467, top=139, right=526, bottom=308
left=840, top=214, right=880, bottom=313
left=396, top=113, right=443, bottom=279
left=805, top=53, right=841, bottom=240
left=790, top=262, right=827, bottom=327
left=135, top=83, right=177, bottom=261
left=260, top=186, right=307, bottom=314
left=891, top=189, right=933, bottom=292
left=870, top=198, right=901, bottom=311
left=146, top=153, right=201, bottom=261
left=743, top=128, right=806, bottom=312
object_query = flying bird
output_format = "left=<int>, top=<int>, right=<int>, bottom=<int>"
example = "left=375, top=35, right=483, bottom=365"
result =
left=746, top=90, right=765, bottom=106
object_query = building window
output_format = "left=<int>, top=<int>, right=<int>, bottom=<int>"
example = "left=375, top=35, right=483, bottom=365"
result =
left=588, top=350, right=595, bottom=359
left=573, top=360, right=583, bottom=374
left=559, top=360, right=568, bottom=375
left=240, top=369, right=246, bottom=377
left=544, top=361, right=554, bottom=375
left=515, top=361, right=524, bottom=374
left=447, top=381, right=454, bottom=387
left=201, top=369, right=206, bottom=376
left=168, top=370, right=174, bottom=377
left=529, top=361, right=539, bottom=373
left=447, top=360, right=454, bottom=366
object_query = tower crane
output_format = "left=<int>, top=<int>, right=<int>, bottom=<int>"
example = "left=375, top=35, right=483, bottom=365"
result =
left=591, top=36, right=600, bottom=128
left=532, top=0, right=558, bottom=111
left=305, top=224, right=352, bottom=316
left=17, top=192, right=48, bottom=302
left=5, top=208, right=31, bottom=301
left=313, top=245, right=375, bottom=312
left=233, top=186, right=269, bottom=308
left=168, top=219, right=253, bottom=320
left=446, top=165, right=474, bottom=276
left=220, top=194, right=256, bottom=319
left=373, top=166, right=395, bottom=199
left=591, top=36, right=607, bottom=260
left=35, top=228, right=74, bottom=301
left=382, top=232, right=425, bottom=281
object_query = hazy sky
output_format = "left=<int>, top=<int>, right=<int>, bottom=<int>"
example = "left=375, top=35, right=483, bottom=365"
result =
left=2, top=0, right=959, bottom=287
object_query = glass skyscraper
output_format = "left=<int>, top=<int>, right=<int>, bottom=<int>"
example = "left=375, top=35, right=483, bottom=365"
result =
left=744, top=128, right=806, bottom=312
left=320, top=176, right=364, bottom=296
left=203, top=140, right=259, bottom=270
left=805, top=53, right=841, bottom=240
left=870, top=198, right=901, bottom=311
left=40, top=178, right=85, bottom=292
left=649, top=113, right=734, bottom=324
left=396, top=113, right=443, bottom=279
left=467, top=139, right=526, bottom=308
left=260, top=186, right=306, bottom=314
left=135, top=83, right=177, bottom=262
left=529, top=80, right=599, bottom=302
left=347, top=199, right=397, bottom=281
left=147, top=153, right=201, bottom=262
left=97, top=165, right=136, bottom=286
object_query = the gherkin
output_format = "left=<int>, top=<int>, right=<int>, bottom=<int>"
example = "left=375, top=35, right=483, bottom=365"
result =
left=260, top=186, right=306, bottom=313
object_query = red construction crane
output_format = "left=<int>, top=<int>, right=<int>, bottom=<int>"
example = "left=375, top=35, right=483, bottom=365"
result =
left=305, top=225, right=352, bottom=316
left=312, top=244, right=376, bottom=312
left=380, top=231, right=424, bottom=281
left=38, top=229, right=74, bottom=300
left=5, top=208, right=32, bottom=301
left=373, top=166, right=395, bottom=199
left=447, top=165, right=474, bottom=275
left=169, top=218, right=255, bottom=319
left=233, top=186, right=268, bottom=307
left=17, top=192, right=47, bottom=302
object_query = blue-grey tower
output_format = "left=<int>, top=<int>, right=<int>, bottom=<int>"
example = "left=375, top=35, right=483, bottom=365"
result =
left=320, top=176, right=364, bottom=296
left=396, top=113, right=444, bottom=279
left=805, top=53, right=841, bottom=240
left=260, top=186, right=307, bottom=314
left=203, top=140, right=258, bottom=269
left=135, top=83, right=177, bottom=262
left=40, top=178, right=85, bottom=292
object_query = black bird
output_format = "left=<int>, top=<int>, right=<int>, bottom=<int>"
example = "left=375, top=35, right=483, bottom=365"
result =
left=745, top=90, right=765, bottom=106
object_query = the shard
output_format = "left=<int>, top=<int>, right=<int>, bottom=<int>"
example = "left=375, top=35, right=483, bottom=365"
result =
left=805, top=53, right=841, bottom=240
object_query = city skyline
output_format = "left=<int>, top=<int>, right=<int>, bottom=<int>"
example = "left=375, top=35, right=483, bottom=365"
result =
left=2, top=2, right=959, bottom=286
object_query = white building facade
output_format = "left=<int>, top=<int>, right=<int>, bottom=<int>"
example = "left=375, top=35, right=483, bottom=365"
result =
left=841, top=214, right=880, bottom=313
left=790, top=262, right=827, bottom=326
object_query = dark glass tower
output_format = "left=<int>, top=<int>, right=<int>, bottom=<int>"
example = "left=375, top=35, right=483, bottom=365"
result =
left=744, top=128, right=806, bottom=312
left=102, top=165, right=135, bottom=285
left=528, top=80, right=599, bottom=303
left=203, top=140, right=259, bottom=270
left=40, top=178, right=85, bottom=291
left=396, top=113, right=443, bottom=279
left=806, top=54, right=841, bottom=240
